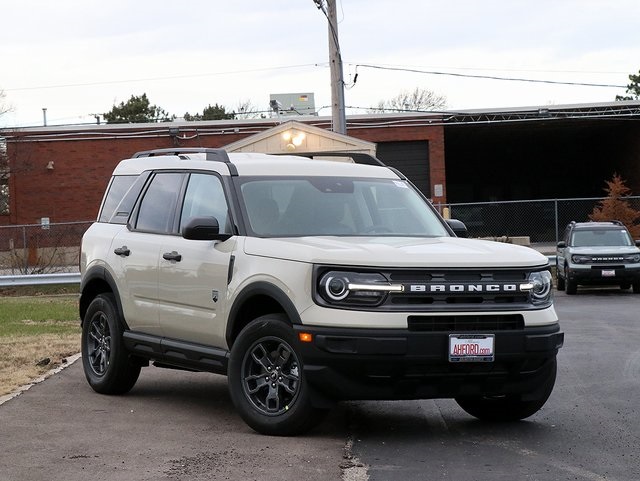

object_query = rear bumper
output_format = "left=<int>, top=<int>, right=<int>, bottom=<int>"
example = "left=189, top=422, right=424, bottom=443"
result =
left=294, top=324, right=564, bottom=401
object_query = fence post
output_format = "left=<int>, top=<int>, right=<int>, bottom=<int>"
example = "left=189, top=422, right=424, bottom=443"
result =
left=554, top=199, right=559, bottom=244
left=22, top=226, right=27, bottom=273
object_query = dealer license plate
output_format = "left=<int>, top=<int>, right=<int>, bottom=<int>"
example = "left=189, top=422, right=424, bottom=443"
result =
left=449, top=334, right=495, bottom=362
left=602, top=269, right=616, bottom=277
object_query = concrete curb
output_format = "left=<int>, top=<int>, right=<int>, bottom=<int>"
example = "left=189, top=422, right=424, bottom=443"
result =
left=0, top=352, right=81, bottom=406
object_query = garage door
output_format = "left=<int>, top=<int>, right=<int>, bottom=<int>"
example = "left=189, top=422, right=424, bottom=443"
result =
left=376, top=141, right=430, bottom=197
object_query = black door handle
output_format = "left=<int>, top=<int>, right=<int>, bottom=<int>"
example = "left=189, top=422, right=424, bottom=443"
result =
left=114, top=246, right=130, bottom=257
left=162, top=251, right=182, bottom=262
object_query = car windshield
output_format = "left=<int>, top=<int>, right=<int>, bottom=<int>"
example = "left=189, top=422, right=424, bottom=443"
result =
left=238, top=176, right=450, bottom=237
left=571, top=228, right=633, bottom=247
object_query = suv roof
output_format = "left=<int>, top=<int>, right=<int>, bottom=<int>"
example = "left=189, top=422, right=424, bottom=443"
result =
left=113, top=148, right=400, bottom=179
left=568, top=221, right=626, bottom=230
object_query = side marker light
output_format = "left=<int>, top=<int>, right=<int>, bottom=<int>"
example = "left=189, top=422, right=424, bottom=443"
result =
left=299, top=332, right=313, bottom=343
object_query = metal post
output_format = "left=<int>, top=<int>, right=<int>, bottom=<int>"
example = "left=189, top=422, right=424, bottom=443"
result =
left=554, top=199, right=559, bottom=243
left=327, top=0, right=346, bottom=134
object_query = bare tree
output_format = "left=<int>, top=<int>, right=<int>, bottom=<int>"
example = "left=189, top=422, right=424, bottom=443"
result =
left=0, top=89, right=11, bottom=118
left=234, top=99, right=266, bottom=119
left=369, top=87, right=447, bottom=113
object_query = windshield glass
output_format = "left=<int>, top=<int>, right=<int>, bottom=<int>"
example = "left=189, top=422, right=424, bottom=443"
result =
left=571, top=228, right=633, bottom=247
left=238, top=176, right=450, bottom=237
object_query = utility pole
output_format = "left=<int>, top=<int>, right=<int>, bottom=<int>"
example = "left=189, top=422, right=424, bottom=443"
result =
left=325, top=0, right=346, bottom=134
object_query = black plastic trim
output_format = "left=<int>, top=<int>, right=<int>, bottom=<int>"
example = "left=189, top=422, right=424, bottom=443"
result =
left=278, top=151, right=386, bottom=166
left=123, top=331, right=229, bottom=375
left=79, top=266, right=127, bottom=328
left=293, top=323, right=564, bottom=401
left=133, top=148, right=230, bottom=163
left=226, top=281, right=302, bottom=346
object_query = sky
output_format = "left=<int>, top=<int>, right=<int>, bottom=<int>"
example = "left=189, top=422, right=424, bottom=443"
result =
left=1, top=0, right=639, bottom=128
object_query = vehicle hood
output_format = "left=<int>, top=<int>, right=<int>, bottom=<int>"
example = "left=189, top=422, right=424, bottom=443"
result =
left=243, top=236, right=549, bottom=268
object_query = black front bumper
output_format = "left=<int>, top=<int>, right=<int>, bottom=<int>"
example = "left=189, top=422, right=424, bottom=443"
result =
left=294, top=324, right=564, bottom=401
left=568, top=266, right=640, bottom=285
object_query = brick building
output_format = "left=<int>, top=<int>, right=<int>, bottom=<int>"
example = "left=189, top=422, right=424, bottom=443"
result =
left=2, top=101, right=640, bottom=227
left=0, top=113, right=445, bottom=226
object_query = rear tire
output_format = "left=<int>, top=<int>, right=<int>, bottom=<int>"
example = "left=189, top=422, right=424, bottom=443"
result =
left=633, top=282, right=640, bottom=294
left=455, top=359, right=557, bottom=422
left=81, top=293, right=140, bottom=395
left=228, top=314, right=327, bottom=436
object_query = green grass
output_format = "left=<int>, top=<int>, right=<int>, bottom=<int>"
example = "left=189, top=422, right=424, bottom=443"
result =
left=0, top=296, right=80, bottom=337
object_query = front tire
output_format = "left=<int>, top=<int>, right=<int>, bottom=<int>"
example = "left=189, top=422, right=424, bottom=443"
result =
left=565, top=267, right=577, bottom=295
left=633, top=282, right=640, bottom=294
left=556, top=266, right=565, bottom=291
left=81, top=293, right=140, bottom=394
left=228, top=315, right=326, bottom=436
left=455, top=359, right=557, bottom=422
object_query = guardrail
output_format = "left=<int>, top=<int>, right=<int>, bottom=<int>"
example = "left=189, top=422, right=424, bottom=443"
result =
left=0, top=272, right=81, bottom=287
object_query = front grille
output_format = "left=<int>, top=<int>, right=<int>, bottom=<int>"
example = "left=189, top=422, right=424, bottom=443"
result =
left=407, top=314, right=525, bottom=332
left=383, top=268, right=532, bottom=310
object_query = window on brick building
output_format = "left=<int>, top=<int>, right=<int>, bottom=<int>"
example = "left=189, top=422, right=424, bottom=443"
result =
left=0, top=138, right=7, bottom=215
left=0, top=173, right=8, bottom=215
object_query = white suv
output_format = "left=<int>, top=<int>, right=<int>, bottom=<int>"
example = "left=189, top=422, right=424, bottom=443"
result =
left=80, top=148, right=563, bottom=435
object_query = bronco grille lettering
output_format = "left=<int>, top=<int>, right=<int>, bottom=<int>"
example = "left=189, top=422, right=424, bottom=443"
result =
left=409, top=284, right=519, bottom=293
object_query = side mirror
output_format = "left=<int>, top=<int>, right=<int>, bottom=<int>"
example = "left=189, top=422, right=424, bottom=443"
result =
left=446, top=219, right=468, bottom=238
left=182, top=216, right=232, bottom=241
left=557, top=241, right=566, bottom=248
left=635, top=240, right=640, bottom=247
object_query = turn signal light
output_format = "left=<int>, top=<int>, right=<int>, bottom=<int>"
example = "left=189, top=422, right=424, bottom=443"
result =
left=298, top=332, right=313, bottom=343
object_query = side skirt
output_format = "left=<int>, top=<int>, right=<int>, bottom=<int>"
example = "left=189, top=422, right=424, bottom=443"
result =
left=123, top=331, right=229, bottom=375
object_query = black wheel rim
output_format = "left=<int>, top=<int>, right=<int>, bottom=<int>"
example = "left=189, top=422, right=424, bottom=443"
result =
left=240, top=336, right=301, bottom=416
left=87, top=311, right=111, bottom=377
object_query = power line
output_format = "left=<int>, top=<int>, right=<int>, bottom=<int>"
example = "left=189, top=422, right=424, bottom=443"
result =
left=353, top=63, right=627, bottom=89
left=4, top=63, right=328, bottom=92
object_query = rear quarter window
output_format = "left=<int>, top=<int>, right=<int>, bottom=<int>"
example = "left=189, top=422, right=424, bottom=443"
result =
left=98, top=173, right=149, bottom=224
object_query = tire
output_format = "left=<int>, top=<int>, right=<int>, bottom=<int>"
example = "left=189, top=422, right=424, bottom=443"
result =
left=228, top=314, right=327, bottom=436
left=633, top=283, right=640, bottom=294
left=620, top=283, right=631, bottom=290
left=556, top=266, right=565, bottom=291
left=81, top=293, right=141, bottom=395
left=565, top=267, right=577, bottom=295
left=455, top=358, right=557, bottom=422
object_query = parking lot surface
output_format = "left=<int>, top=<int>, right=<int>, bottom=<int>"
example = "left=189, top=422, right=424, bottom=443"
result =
left=0, top=288, right=638, bottom=481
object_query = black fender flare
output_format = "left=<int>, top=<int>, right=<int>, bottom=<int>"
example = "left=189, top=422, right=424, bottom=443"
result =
left=79, top=266, right=127, bottom=329
left=226, top=281, right=302, bottom=347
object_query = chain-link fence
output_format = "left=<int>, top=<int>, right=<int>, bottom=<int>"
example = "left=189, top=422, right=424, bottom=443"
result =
left=1, top=197, right=639, bottom=274
left=0, top=221, right=93, bottom=275
left=437, top=196, right=640, bottom=246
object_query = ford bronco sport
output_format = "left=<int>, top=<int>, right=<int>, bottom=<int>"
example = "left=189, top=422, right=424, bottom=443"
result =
left=556, top=220, right=640, bottom=294
left=80, top=148, right=563, bottom=435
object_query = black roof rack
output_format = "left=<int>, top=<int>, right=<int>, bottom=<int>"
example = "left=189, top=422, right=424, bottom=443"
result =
left=133, top=148, right=230, bottom=163
left=277, top=151, right=387, bottom=167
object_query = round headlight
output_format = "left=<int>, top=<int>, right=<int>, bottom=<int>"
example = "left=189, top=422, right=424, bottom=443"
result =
left=323, top=275, right=349, bottom=301
left=528, top=271, right=552, bottom=303
left=572, top=255, right=590, bottom=264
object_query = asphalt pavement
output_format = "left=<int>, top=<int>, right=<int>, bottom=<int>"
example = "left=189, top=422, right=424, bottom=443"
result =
left=1, top=288, right=639, bottom=481
left=0, top=361, right=348, bottom=481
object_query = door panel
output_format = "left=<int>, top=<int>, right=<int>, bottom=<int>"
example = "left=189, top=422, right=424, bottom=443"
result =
left=158, top=238, right=235, bottom=348
left=108, top=230, right=162, bottom=335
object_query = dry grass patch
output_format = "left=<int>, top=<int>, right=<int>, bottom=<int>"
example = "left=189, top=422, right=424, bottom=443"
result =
left=0, top=293, right=80, bottom=396
left=0, top=333, right=79, bottom=395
